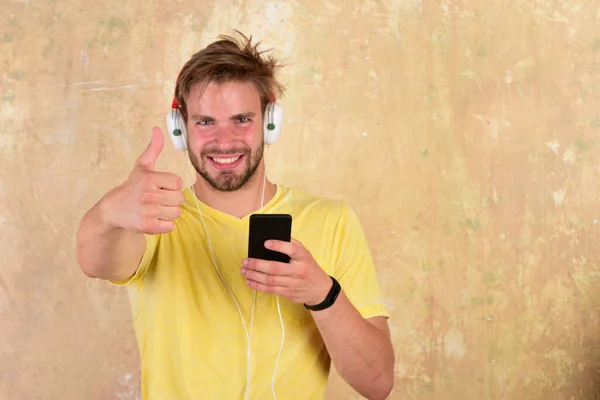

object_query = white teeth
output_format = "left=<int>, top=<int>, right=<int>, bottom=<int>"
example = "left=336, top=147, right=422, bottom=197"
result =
left=212, top=156, right=241, bottom=164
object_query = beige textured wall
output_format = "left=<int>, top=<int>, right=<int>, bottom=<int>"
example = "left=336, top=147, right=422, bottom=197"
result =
left=2, top=0, right=600, bottom=399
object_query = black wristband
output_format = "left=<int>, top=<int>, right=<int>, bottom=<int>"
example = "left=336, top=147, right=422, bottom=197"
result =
left=303, top=276, right=341, bottom=311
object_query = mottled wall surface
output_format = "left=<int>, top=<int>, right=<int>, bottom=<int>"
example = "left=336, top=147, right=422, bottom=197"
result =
left=1, top=0, right=600, bottom=399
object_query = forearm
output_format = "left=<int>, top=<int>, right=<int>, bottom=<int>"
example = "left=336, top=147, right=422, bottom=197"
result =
left=76, top=198, right=145, bottom=281
left=311, top=290, right=394, bottom=400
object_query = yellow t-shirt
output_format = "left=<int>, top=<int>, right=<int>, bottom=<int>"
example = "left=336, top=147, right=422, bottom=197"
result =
left=112, top=184, right=389, bottom=399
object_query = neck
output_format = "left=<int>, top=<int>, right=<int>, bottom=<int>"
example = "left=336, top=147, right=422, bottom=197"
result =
left=192, top=164, right=277, bottom=219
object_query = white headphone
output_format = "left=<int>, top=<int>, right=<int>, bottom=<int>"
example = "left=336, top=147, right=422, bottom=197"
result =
left=165, top=97, right=284, bottom=150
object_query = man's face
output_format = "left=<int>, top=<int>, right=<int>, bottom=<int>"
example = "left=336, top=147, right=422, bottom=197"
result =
left=185, top=80, right=264, bottom=192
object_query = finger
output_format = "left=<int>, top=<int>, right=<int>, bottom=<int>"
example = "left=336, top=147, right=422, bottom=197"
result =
left=245, top=279, right=287, bottom=295
left=265, top=239, right=304, bottom=260
left=241, top=267, right=295, bottom=287
left=151, top=171, right=183, bottom=191
left=245, top=258, right=294, bottom=277
left=151, top=190, right=185, bottom=207
left=135, top=127, right=164, bottom=170
left=156, top=205, right=182, bottom=221
left=139, top=190, right=184, bottom=207
left=139, top=219, right=175, bottom=235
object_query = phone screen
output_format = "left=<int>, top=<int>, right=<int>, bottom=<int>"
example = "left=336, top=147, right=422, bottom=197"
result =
left=248, top=214, right=292, bottom=263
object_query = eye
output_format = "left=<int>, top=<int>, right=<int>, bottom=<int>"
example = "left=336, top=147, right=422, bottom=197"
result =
left=196, top=120, right=213, bottom=126
left=236, top=117, right=250, bottom=124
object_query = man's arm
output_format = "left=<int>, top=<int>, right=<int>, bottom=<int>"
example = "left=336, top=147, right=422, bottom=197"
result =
left=75, top=127, right=183, bottom=281
left=242, top=238, right=395, bottom=399
left=76, top=195, right=147, bottom=281
left=309, top=290, right=394, bottom=400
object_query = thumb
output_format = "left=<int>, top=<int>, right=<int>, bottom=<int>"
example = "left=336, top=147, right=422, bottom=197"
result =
left=136, top=127, right=164, bottom=170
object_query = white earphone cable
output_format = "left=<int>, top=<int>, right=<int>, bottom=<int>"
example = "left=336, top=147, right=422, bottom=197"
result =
left=179, top=107, right=285, bottom=400
left=262, top=145, right=285, bottom=400
left=184, top=153, right=255, bottom=400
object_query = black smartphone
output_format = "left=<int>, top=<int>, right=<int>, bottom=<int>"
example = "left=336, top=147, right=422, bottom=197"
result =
left=248, top=214, right=292, bottom=263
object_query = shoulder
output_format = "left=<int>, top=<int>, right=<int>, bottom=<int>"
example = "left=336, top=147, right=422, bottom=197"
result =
left=275, top=185, right=363, bottom=231
left=277, top=185, right=348, bottom=215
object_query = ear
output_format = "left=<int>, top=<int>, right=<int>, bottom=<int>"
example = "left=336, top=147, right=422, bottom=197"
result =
left=263, top=102, right=283, bottom=145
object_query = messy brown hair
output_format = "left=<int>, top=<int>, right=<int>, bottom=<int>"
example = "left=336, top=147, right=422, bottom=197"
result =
left=174, top=30, right=286, bottom=121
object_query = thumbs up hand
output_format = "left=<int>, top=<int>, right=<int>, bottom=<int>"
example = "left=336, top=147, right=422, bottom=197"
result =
left=102, top=127, right=185, bottom=234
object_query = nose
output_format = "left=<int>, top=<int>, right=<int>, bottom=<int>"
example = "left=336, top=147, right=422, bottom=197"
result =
left=213, top=123, right=235, bottom=145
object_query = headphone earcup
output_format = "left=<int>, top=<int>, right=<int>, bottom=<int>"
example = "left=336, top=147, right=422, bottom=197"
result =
left=263, top=102, right=283, bottom=145
left=166, top=109, right=188, bottom=151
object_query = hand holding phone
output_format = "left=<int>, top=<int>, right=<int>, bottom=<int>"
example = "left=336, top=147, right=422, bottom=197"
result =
left=242, top=216, right=333, bottom=305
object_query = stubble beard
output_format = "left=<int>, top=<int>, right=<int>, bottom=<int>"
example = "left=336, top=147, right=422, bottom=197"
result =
left=189, top=139, right=264, bottom=192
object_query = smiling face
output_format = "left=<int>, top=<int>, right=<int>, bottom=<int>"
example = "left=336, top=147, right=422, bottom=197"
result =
left=185, top=80, right=265, bottom=192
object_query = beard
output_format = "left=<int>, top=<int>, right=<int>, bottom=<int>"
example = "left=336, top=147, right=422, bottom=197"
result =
left=189, top=139, right=264, bottom=192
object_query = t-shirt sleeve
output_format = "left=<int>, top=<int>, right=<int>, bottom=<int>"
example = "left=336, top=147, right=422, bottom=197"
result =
left=109, top=233, right=160, bottom=286
left=331, top=202, right=389, bottom=319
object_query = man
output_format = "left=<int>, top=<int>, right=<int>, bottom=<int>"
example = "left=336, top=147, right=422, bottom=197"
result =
left=76, top=31, right=394, bottom=399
